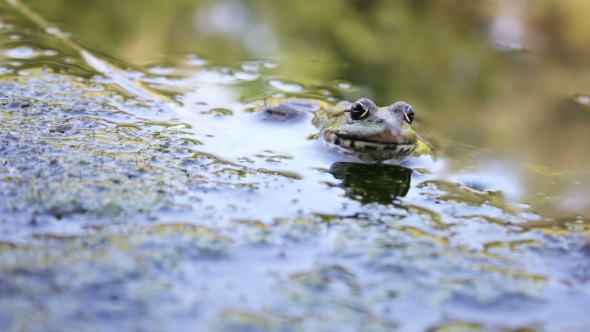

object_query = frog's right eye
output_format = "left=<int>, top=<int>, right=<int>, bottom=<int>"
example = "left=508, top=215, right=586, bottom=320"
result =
left=350, top=99, right=371, bottom=120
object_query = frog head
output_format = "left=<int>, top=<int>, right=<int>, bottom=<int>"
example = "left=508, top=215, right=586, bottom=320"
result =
left=322, top=98, right=419, bottom=161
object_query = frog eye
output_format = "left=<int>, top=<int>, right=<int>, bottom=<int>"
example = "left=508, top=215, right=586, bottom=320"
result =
left=390, top=102, right=415, bottom=124
left=350, top=99, right=371, bottom=120
left=403, top=105, right=415, bottom=124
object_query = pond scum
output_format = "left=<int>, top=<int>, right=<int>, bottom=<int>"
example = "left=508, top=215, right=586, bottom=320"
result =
left=1, top=1, right=590, bottom=331
left=0, top=63, right=588, bottom=332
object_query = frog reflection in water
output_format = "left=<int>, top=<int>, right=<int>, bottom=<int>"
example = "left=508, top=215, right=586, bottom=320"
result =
left=262, top=98, right=433, bottom=162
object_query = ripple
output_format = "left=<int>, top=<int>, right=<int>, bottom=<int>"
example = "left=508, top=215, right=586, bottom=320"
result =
left=147, top=65, right=175, bottom=75
left=334, top=80, right=353, bottom=90
left=572, top=93, right=590, bottom=106
left=44, top=26, right=70, bottom=38
left=43, top=49, right=58, bottom=56
left=240, top=61, right=261, bottom=72
left=198, top=66, right=239, bottom=83
left=5, top=46, right=39, bottom=59
left=235, top=71, right=259, bottom=81
left=186, top=54, right=207, bottom=66
left=261, top=59, right=278, bottom=69
left=267, top=78, right=304, bottom=92
left=0, top=21, right=11, bottom=30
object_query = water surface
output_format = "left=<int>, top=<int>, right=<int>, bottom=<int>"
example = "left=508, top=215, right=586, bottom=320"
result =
left=1, top=1, right=590, bottom=331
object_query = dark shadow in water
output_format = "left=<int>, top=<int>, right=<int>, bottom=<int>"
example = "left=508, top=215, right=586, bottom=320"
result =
left=328, top=162, right=412, bottom=205
left=249, top=99, right=318, bottom=122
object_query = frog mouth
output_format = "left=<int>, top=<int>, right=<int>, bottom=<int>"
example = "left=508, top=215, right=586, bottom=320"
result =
left=323, top=131, right=415, bottom=155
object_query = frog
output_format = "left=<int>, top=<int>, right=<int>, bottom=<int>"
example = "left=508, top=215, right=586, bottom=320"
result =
left=258, top=98, right=433, bottom=162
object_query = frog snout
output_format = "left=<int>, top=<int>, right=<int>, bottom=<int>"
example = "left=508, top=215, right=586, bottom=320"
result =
left=358, top=124, right=404, bottom=144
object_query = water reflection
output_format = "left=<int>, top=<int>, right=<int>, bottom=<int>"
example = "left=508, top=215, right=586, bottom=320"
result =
left=2, top=0, right=590, bottom=331
left=329, top=162, right=412, bottom=204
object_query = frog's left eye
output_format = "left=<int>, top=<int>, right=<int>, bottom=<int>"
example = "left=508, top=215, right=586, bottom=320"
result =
left=403, top=105, right=415, bottom=124
left=350, top=99, right=371, bottom=120
left=389, top=101, right=415, bottom=124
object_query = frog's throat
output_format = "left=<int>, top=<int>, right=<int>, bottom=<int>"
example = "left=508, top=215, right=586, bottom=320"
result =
left=323, top=130, right=415, bottom=154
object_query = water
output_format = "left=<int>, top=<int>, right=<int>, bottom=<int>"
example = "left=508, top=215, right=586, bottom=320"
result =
left=1, top=0, right=590, bottom=331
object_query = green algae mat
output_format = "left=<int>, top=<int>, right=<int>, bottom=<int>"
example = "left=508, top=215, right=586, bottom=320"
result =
left=1, top=1, right=590, bottom=331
